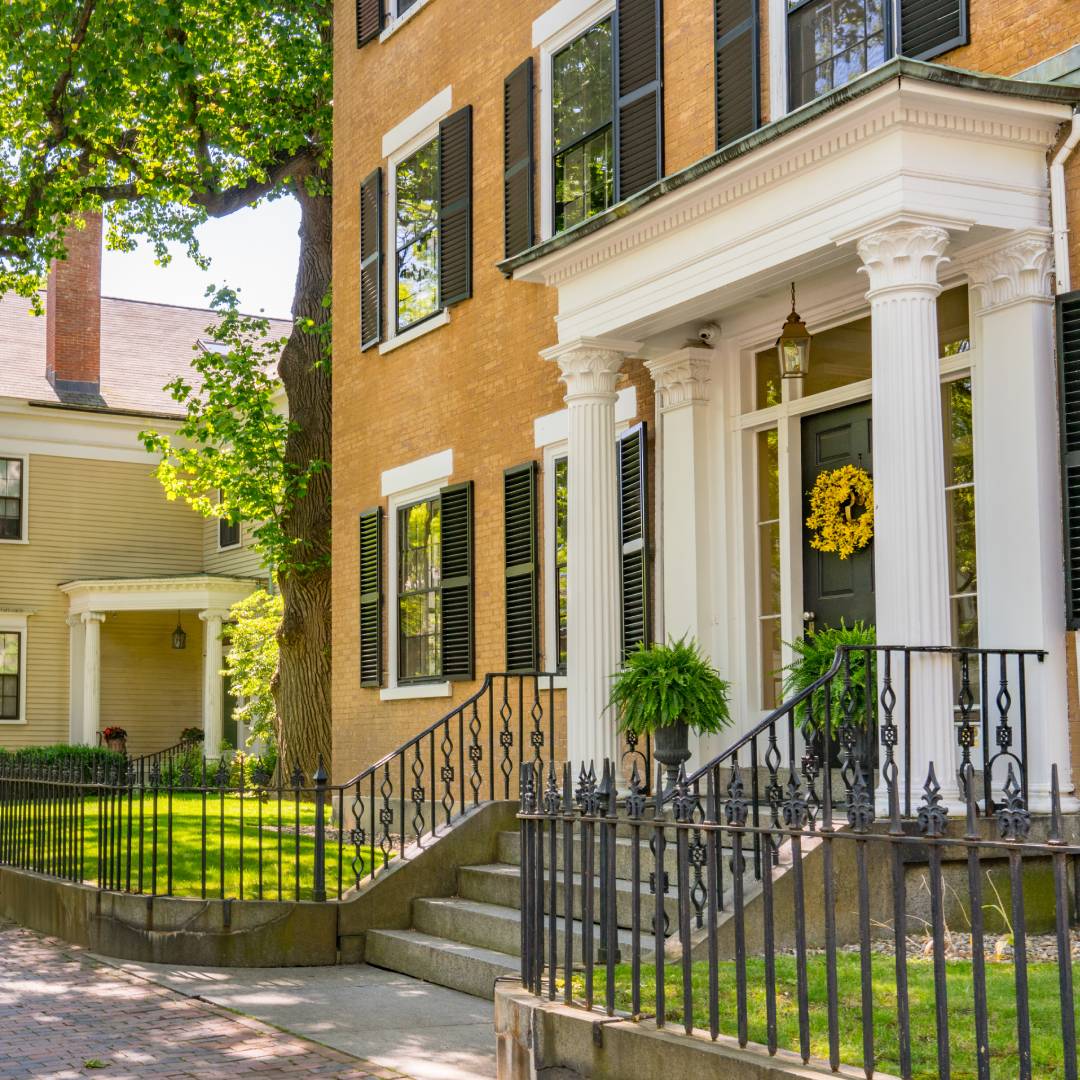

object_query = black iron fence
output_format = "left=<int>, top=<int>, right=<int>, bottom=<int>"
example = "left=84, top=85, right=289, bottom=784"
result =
left=518, top=756, right=1080, bottom=1080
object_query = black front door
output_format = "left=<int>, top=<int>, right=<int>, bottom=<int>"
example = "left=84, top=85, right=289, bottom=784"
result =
left=801, top=400, right=875, bottom=634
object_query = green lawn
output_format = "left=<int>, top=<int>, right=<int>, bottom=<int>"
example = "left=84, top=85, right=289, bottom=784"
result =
left=10, top=791, right=387, bottom=901
left=575, top=953, right=1077, bottom=1079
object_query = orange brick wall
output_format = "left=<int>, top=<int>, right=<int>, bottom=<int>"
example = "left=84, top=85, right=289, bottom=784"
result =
left=333, top=0, right=1080, bottom=781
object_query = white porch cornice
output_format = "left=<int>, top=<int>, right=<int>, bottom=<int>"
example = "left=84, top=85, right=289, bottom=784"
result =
left=59, top=575, right=262, bottom=615
left=511, top=66, right=1073, bottom=347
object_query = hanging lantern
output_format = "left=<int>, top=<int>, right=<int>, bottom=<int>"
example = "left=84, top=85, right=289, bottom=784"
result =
left=776, top=282, right=811, bottom=379
left=172, top=611, right=187, bottom=650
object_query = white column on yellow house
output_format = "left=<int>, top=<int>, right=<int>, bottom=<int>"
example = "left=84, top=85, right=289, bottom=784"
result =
left=200, top=609, right=229, bottom=754
left=543, top=337, right=640, bottom=769
left=966, top=231, right=1077, bottom=811
left=80, top=611, right=105, bottom=746
left=856, top=224, right=959, bottom=807
left=645, top=346, right=714, bottom=764
left=67, top=614, right=85, bottom=744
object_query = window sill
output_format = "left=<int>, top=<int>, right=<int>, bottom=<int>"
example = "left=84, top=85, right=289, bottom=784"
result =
left=379, top=0, right=434, bottom=43
left=380, top=681, right=452, bottom=701
left=0, top=537, right=28, bottom=545
left=379, top=308, right=450, bottom=354
left=0, top=717, right=27, bottom=725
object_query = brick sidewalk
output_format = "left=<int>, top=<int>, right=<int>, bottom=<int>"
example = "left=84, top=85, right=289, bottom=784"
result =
left=0, top=921, right=407, bottom=1080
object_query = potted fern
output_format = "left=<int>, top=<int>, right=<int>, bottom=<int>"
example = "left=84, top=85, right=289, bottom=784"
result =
left=609, top=636, right=732, bottom=791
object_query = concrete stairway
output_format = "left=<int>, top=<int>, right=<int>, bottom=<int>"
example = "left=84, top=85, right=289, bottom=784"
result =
left=364, top=825, right=754, bottom=1000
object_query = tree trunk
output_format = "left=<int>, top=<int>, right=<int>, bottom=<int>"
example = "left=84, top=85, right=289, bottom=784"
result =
left=274, top=165, right=333, bottom=783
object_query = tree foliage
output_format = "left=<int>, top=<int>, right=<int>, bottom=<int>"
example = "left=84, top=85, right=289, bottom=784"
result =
left=222, top=590, right=284, bottom=748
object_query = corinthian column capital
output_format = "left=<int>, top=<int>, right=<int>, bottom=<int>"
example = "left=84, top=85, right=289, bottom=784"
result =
left=645, top=347, right=713, bottom=412
left=542, top=337, right=641, bottom=401
left=856, top=225, right=951, bottom=296
left=966, top=231, right=1054, bottom=314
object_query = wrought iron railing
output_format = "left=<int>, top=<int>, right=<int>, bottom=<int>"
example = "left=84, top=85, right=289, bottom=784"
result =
left=518, top=754, right=1079, bottom=1080
left=127, top=735, right=204, bottom=784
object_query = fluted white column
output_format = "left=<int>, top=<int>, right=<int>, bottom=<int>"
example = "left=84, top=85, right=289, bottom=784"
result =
left=67, top=614, right=85, bottom=744
left=967, top=231, right=1076, bottom=811
left=857, top=225, right=958, bottom=805
left=200, top=609, right=229, bottom=754
left=81, top=612, right=105, bottom=746
left=543, top=337, right=639, bottom=769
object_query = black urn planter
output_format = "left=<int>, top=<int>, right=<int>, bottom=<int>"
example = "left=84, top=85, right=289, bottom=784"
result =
left=652, top=721, right=691, bottom=793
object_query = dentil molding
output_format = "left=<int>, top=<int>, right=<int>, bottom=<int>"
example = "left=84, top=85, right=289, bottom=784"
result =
left=965, top=231, right=1054, bottom=314
left=856, top=225, right=951, bottom=295
left=645, top=348, right=713, bottom=411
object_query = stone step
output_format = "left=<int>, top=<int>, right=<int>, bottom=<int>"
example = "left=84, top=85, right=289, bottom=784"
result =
left=412, top=895, right=648, bottom=962
left=497, top=828, right=681, bottom=881
left=364, top=927, right=519, bottom=1001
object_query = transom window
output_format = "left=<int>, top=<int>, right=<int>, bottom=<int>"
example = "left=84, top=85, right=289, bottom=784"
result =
left=0, top=458, right=23, bottom=540
left=0, top=632, right=20, bottom=721
left=398, top=496, right=442, bottom=681
left=787, top=0, right=890, bottom=110
left=395, top=137, right=440, bottom=332
left=552, top=18, right=614, bottom=234
left=554, top=456, right=568, bottom=673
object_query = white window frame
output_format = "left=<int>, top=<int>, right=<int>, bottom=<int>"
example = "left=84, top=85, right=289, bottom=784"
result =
left=380, top=0, right=434, bottom=42
left=534, top=0, right=615, bottom=242
left=0, top=451, right=29, bottom=545
left=381, top=450, right=453, bottom=701
left=0, top=613, right=29, bottom=725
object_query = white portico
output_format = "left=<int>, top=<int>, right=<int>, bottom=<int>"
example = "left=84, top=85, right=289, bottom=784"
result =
left=60, top=575, right=260, bottom=752
left=509, top=61, right=1079, bottom=808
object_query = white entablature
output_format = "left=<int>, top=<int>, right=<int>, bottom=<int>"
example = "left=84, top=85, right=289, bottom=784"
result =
left=511, top=70, right=1071, bottom=347
left=60, top=575, right=261, bottom=616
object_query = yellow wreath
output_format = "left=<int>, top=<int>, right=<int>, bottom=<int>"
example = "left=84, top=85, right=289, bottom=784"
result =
left=806, top=465, right=874, bottom=560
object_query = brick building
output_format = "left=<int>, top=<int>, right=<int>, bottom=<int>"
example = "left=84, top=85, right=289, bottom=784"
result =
left=332, top=0, right=1080, bottom=808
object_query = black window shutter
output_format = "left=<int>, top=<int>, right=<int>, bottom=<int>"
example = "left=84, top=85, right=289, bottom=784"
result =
left=359, top=507, right=384, bottom=687
left=440, top=481, right=474, bottom=679
left=614, top=0, right=663, bottom=201
left=504, top=462, right=539, bottom=672
left=503, top=58, right=535, bottom=259
left=899, top=0, right=967, bottom=60
left=438, top=106, right=473, bottom=308
left=1058, top=291, right=1080, bottom=629
left=618, top=423, right=650, bottom=658
left=714, top=0, right=759, bottom=149
left=360, top=168, right=382, bottom=352
left=356, top=0, right=383, bottom=47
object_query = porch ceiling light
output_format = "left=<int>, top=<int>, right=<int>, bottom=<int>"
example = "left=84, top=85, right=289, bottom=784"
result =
left=777, top=282, right=811, bottom=379
left=172, top=611, right=187, bottom=651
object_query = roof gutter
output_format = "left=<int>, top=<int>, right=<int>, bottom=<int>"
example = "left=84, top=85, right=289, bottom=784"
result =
left=1052, top=110, right=1080, bottom=294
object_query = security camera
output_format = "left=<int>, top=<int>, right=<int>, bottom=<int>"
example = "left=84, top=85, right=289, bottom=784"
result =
left=697, top=323, right=721, bottom=345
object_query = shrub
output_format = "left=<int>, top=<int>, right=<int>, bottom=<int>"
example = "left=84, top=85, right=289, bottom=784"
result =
left=781, top=621, right=876, bottom=734
left=179, top=726, right=204, bottom=745
left=609, top=636, right=732, bottom=737
left=0, top=744, right=125, bottom=779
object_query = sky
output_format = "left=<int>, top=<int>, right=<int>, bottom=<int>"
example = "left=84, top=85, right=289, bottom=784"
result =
left=100, top=197, right=301, bottom=320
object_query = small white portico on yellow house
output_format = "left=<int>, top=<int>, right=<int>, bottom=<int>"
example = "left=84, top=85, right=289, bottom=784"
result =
left=60, top=575, right=261, bottom=754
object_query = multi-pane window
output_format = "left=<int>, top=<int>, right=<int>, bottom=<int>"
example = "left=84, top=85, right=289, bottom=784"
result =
left=552, top=18, right=614, bottom=234
left=0, top=458, right=23, bottom=540
left=0, top=632, right=19, bottom=721
left=218, top=490, right=240, bottom=549
left=398, top=496, right=442, bottom=681
left=943, top=376, right=977, bottom=647
left=788, top=0, right=890, bottom=109
left=395, top=137, right=440, bottom=332
left=757, top=429, right=782, bottom=708
left=554, top=456, right=569, bottom=673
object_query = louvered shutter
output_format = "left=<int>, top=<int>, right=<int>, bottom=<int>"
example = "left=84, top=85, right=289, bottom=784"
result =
left=618, top=423, right=650, bottom=658
left=714, top=0, right=759, bottom=149
left=439, top=481, right=474, bottom=679
left=359, top=507, right=383, bottom=687
left=899, top=0, right=967, bottom=61
left=438, top=107, right=473, bottom=308
left=504, top=462, right=539, bottom=672
left=356, top=0, right=383, bottom=47
left=614, top=0, right=663, bottom=201
left=1058, top=291, right=1080, bottom=629
left=360, top=168, right=382, bottom=352
left=503, top=59, right=535, bottom=259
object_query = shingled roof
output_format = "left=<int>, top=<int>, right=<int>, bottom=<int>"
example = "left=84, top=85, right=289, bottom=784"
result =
left=0, top=291, right=292, bottom=418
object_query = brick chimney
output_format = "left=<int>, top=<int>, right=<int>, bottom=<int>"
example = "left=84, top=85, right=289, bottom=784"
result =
left=46, top=213, right=102, bottom=398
